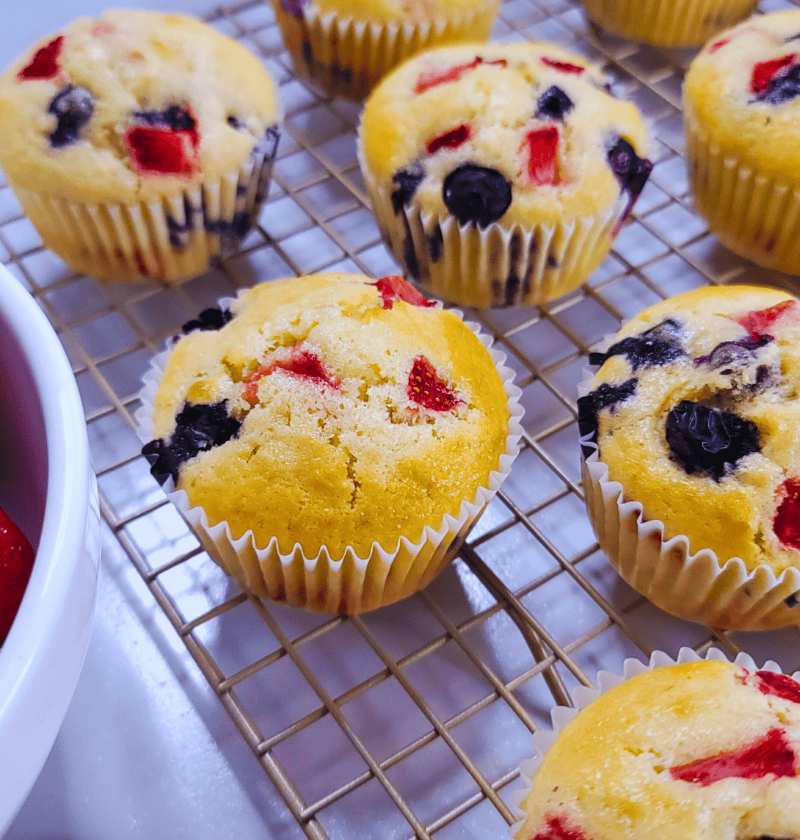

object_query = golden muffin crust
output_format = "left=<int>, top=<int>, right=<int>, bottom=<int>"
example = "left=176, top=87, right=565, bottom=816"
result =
left=146, top=273, right=511, bottom=560
left=0, top=8, right=279, bottom=204
left=314, top=0, right=482, bottom=23
left=515, top=659, right=800, bottom=840
left=580, top=285, right=800, bottom=574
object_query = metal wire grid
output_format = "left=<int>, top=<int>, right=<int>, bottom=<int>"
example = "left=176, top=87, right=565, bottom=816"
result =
left=3, top=0, right=800, bottom=837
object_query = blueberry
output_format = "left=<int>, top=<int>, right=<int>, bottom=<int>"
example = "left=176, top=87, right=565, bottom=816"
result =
left=758, top=64, right=800, bottom=104
left=182, top=307, right=233, bottom=334
left=589, top=318, right=684, bottom=371
left=204, top=212, right=251, bottom=241
left=607, top=137, right=653, bottom=232
left=391, top=167, right=424, bottom=214
left=577, top=378, right=637, bottom=455
left=442, top=164, right=512, bottom=227
left=142, top=400, right=241, bottom=485
left=134, top=104, right=196, bottom=132
left=694, top=335, right=772, bottom=369
left=48, top=85, right=94, bottom=148
left=535, top=85, right=573, bottom=121
left=665, top=400, right=760, bottom=481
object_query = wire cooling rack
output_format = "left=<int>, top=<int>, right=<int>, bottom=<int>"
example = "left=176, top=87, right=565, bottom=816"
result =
left=4, top=0, right=800, bottom=837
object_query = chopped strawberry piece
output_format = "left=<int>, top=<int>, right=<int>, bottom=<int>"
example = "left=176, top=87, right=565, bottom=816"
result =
left=242, top=345, right=338, bottom=403
left=540, top=56, right=585, bottom=75
left=371, top=275, right=435, bottom=310
left=125, top=125, right=199, bottom=177
left=407, top=356, right=462, bottom=412
left=414, top=57, right=507, bottom=94
left=670, top=727, right=795, bottom=786
left=749, top=669, right=800, bottom=704
left=750, top=54, right=797, bottom=94
left=17, top=35, right=64, bottom=81
left=531, top=816, right=588, bottom=840
left=524, top=125, right=560, bottom=185
left=0, top=504, right=35, bottom=642
left=773, top=477, right=800, bottom=551
left=733, top=299, right=798, bottom=339
left=426, top=123, right=472, bottom=155
left=708, top=37, right=731, bottom=53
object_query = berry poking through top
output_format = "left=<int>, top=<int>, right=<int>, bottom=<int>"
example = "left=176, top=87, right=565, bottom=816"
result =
left=756, top=61, right=800, bottom=104
left=751, top=54, right=797, bottom=94
left=391, top=167, right=425, bottom=214
left=694, top=335, right=772, bottom=369
left=540, top=56, right=585, bottom=75
left=125, top=104, right=200, bottom=177
left=745, top=668, right=800, bottom=704
left=17, top=36, right=64, bottom=81
left=407, top=356, right=462, bottom=412
left=414, top=57, right=507, bottom=94
left=773, top=477, right=800, bottom=551
left=535, top=85, right=574, bottom=121
left=524, top=125, right=560, bottom=185
left=426, top=124, right=472, bottom=155
left=182, top=307, right=233, bottom=334
left=607, top=137, right=653, bottom=235
left=0, top=504, right=35, bottom=643
left=48, top=85, right=94, bottom=148
left=442, top=164, right=512, bottom=227
left=371, top=275, right=435, bottom=310
left=241, top=344, right=339, bottom=404
left=589, top=318, right=685, bottom=371
left=732, top=299, right=798, bottom=339
left=577, top=379, right=638, bottom=453
left=530, top=815, right=589, bottom=840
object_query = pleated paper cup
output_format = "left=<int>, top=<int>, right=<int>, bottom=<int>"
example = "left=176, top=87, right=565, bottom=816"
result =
left=12, top=129, right=279, bottom=285
left=580, top=0, right=757, bottom=47
left=135, top=308, right=524, bottom=614
left=271, top=0, right=499, bottom=102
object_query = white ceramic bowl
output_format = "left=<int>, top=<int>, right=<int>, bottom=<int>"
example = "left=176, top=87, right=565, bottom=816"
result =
left=0, top=264, right=100, bottom=832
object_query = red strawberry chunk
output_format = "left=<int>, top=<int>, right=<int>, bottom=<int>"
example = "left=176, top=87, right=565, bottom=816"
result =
left=709, top=37, right=731, bottom=53
left=414, top=57, right=507, bottom=94
left=370, top=275, right=435, bottom=310
left=540, top=56, right=585, bottom=75
left=125, top=125, right=199, bottom=177
left=733, top=299, right=798, bottom=339
left=426, top=123, right=472, bottom=155
left=530, top=816, right=588, bottom=840
left=525, top=125, right=560, bottom=185
left=749, top=669, right=800, bottom=704
left=242, top=345, right=338, bottom=403
left=17, top=35, right=64, bottom=81
left=407, top=356, right=462, bottom=412
left=750, top=54, right=797, bottom=94
left=773, top=477, right=800, bottom=551
left=0, top=504, right=35, bottom=641
left=670, top=727, right=796, bottom=786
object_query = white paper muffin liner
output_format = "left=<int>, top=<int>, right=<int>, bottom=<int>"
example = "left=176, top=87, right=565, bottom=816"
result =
left=580, top=0, right=757, bottom=47
left=11, top=130, right=279, bottom=285
left=578, top=361, right=800, bottom=631
left=685, top=107, right=800, bottom=275
left=508, top=646, right=800, bottom=840
left=134, top=297, right=524, bottom=614
left=272, top=0, right=499, bottom=102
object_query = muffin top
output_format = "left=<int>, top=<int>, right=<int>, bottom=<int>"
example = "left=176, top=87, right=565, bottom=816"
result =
left=0, top=8, right=280, bottom=204
left=684, top=10, right=800, bottom=181
left=515, top=659, right=800, bottom=840
left=579, top=284, right=800, bottom=573
left=144, top=273, right=512, bottom=559
left=359, top=41, right=651, bottom=228
left=311, top=0, right=485, bottom=23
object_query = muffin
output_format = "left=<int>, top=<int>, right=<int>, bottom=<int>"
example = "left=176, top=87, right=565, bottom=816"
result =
left=358, top=42, right=653, bottom=308
left=135, top=272, right=523, bottom=614
left=513, top=651, right=800, bottom=840
left=0, top=9, right=281, bottom=284
left=684, top=11, right=800, bottom=275
left=579, top=284, right=800, bottom=630
left=271, top=0, right=499, bottom=101
left=579, top=0, right=757, bottom=48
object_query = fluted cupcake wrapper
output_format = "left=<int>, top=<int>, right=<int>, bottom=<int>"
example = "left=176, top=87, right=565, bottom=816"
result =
left=12, top=132, right=279, bottom=284
left=272, top=0, right=499, bottom=101
left=135, top=306, right=524, bottom=614
left=580, top=0, right=757, bottom=47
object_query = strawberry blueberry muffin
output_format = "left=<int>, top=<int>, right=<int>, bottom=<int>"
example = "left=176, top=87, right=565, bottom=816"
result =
left=579, top=285, right=800, bottom=630
left=685, top=10, right=800, bottom=275
left=271, top=0, right=499, bottom=101
left=0, top=9, right=281, bottom=284
left=513, top=655, right=800, bottom=840
left=358, top=42, right=652, bottom=308
left=136, top=272, right=523, bottom=614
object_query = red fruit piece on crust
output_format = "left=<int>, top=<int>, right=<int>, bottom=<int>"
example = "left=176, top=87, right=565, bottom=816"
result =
left=773, top=477, right=800, bottom=551
left=426, top=123, right=472, bottom=155
left=750, top=54, right=797, bottom=94
left=17, top=35, right=64, bottom=81
left=749, top=668, right=800, bottom=704
left=407, top=356, right=462, bottom=412
left=540, top=56, right=585, bottom=75
left=530, top=816, right=588, bottom=840
left=242, top=344, right=339, bottom=404
left=414, top=56, right=507, bottom=94
left=371, top=275, right=435, bottom=310
left=125, top=125, right=199, bottom=177
left=733, top=299, right=798, bottom=339
left=670, top=727, right=796, bottom=786
left=0, top=504, right=35, bottom=642
left=524, top=125, right=560, bottom=185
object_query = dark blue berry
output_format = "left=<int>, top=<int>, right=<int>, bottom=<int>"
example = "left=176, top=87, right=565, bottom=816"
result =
left=535, top=85, right=573, bottom=121
left=142, top=401, right=241, bottom=485
left=182, top=307, right=233, bottom=334
left=48, top=85, right=94, bottom=148
left=589, top=318, right=684, bottom=371
left=577, top=378, right=638, bottom=456
left=253, top=124, right=280, bottom=161
left=134, top=104, right=196, bottom=131
left=785, top=592, right=799, bottom=608
left=391, top=167, right=424, bottom=214
left=694, top=335, right=772, bottom=370
left=607, top=137, right=652, bottom=232
left=665, top=400, right=760, bottom=481
left=758, top=64, right=800, bottom=104
left=442, top=164, right=512, bottom=228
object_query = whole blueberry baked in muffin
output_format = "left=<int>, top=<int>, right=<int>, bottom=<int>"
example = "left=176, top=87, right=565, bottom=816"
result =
left=580, top=284, right=800, bottom=630
left=0, top=9, right=281, bottom=283
left=271, top=0, right=499, bottom=101
left=685, top=10, right=800, bottom=275
left=137, top=272, right=522, bottom=613
left=358, top=41, right=652, bottom=308
left=514, top=657, right=800, bottom=840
